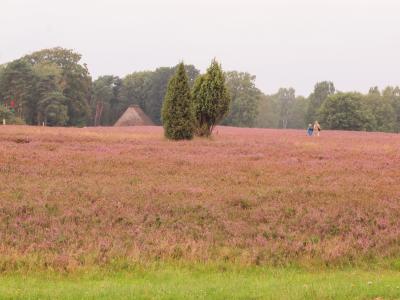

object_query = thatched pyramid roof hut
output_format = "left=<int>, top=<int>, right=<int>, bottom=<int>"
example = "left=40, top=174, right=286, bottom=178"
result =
left=114, top=105, right=154, bottom=126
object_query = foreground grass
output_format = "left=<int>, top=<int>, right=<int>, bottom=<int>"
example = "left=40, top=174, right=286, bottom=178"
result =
left=1, top=265, right=400, bottom=299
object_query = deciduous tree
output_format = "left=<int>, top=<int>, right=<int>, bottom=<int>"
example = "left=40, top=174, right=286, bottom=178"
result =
left=223, top=71, right=261, bottom=127
left=276, top=88, right=295, bottom=129
left=306, top=81, right=335, bottom=123
left=364, top=87, right=396, bottom=132
left=319, top=92, right=369, bottom=130
left=24, top=47, right=92, bottom=126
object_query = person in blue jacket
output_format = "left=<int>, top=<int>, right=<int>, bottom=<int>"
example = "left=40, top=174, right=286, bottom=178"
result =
left=307, top=123, right=314, bottom=136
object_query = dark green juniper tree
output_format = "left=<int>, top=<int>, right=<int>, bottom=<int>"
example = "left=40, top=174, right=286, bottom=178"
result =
left=192, top=59, right=230, bottom=137
left=161, top=63, right=194, bottom=140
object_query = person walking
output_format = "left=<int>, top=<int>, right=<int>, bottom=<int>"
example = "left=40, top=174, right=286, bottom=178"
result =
left=314, top=121, right=321, bottom=136
left=307, top=123, right=314, bottom=136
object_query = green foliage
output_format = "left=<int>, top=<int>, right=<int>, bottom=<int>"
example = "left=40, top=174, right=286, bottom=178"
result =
left=317, top=87, right=398, bottom=133
left=0, top=59, right=37, bottom=123
left=147, top=65, right=198, bottom=125
left=118, top=66, right=199, bottom=125
left=288, top=96, right=308, bottom=128
left=306, top=81, right=335, bottom=123
left=2, top=47, right=399, bottom=134
left=0, top=105, right=25, bottom=125
left=0, top=59, right=199, bottom=128
left=223, top=71, right=261, bottom=127
left=92, top=76, right=122, bottom=126
left=161, top=63, right=194, bottom=140
left=38, top=92, right=69, bottom=126
left=120, top=71, right=152, bottom=115
left=27, top=47, right=91, bottom=127
left=256, top=81, right=400, bottom=133
left=34, top=65, right=63, bottom=125
left=0, top=48, right=92, bottom=127
left=0, top=105, right=13, bottom=121
left=256, top=93, right=307, bottom=129
left=382, top=86, right=400, bottom=133
left=256, top=94, right=279, bottom=128
left=135, top=68, right=171, bottom=125
left=276, top=88, right=296, bottom=128
left=319, top=92, right=370, bottom=130
left=192, top=59, right=231, bottom=136
left=363, top=87, right=396, bottom=132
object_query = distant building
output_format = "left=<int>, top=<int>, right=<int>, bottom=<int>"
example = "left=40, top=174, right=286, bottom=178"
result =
left=114, top=105, right=154, bottom=126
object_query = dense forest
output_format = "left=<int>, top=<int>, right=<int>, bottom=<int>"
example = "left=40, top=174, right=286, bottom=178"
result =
left=1, top=47, right=400, bottom=132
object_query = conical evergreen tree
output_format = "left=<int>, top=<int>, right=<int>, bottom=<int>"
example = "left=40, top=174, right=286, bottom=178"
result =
left=161, top=63, right=194, bottom=140
left=192, top=59, right=231, bottom=137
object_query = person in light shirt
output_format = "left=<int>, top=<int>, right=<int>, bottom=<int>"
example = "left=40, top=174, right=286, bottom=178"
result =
left=314, top=121, right=321, bottom=136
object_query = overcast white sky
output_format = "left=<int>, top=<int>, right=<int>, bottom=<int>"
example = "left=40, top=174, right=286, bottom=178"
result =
left=1, top=0, right=399, bottom=96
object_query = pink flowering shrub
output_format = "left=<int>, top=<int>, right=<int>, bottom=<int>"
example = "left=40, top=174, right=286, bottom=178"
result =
left=0, top=125, right=399, bottom=270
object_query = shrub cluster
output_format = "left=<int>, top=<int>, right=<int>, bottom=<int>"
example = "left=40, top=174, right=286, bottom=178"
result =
left=162, top=60, right=231, bottom=140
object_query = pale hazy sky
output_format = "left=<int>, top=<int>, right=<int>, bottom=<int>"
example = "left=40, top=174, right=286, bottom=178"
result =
left=1, top=0, right=399, bottom=96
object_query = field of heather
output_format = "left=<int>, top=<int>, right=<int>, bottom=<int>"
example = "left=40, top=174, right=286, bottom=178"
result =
left=1, top=125, right=400, bottom=271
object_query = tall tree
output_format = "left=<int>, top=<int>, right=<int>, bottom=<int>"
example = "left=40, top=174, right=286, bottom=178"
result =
left=383, top=86, right=400, bottom=133
left=92, top=76, right=122, bottom=126
left=161, top=63, right=194, bottom=140
left=0, top=59, right=37, bottom=123
left=306, top=81, right=335, bottom=123
left=276, top=87, right=295, bottom=129
left=256, top=94, right=279, bottom=128
left=24, top=47, right=92, bottom=126
left=38, top=91, right=69, bottom=126
left=0, top=64, right=5, bottom=97
left=319, top=92, right=369, bottom=131
left=33, top=63, right=63, bottom=125
left=192, top=59, right=231, bottom=136
left=223, top=71, right=261, bottom=127
left=120, top=71, right=153, bottom=123
left=288, top=96, right=308, bottom=129
left=364, top=87, right=396, bottom=132
left=0, top=48, right=91, bottom=127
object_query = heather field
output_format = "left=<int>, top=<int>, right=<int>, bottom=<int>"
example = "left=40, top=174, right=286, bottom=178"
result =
left=1, top=125, right=400, bottom=298
left=1, top=125, right=400, bottom=267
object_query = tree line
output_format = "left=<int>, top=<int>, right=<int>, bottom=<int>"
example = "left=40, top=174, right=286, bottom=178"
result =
left=258, top=83, right=400, bottom=133
left=1, top=47, right=400, bottom=133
